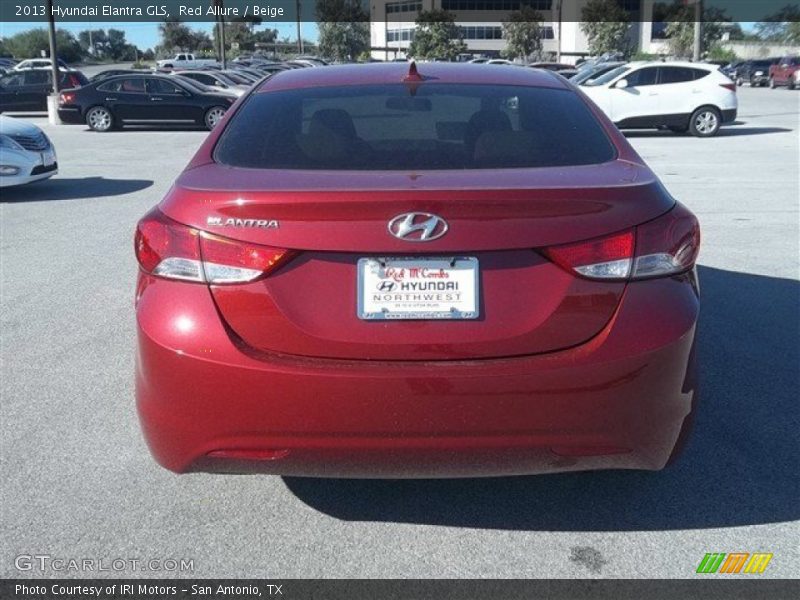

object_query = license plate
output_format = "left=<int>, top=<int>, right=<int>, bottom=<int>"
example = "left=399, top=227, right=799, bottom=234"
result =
left=41, top=149, right=55, bottom=167
left=357, top=257, right=479, bottom=320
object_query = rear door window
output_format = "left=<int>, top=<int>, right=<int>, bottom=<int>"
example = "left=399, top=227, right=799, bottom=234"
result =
left=147, top=78, right=183, bottom=95
left=658, top=67, right=695, bottom=84
left=99, top=78, right=146, bottom=93
left=626, top=67, right=658, bottom=87
left=0, top=72, right=26, bottom=87
left=23, top=71, right=49, bottom=85
left=215, top=84, right=616, bottom=170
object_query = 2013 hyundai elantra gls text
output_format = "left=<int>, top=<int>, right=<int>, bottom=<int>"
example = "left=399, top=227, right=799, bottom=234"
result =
left=135, top=63, right=700, bottom=477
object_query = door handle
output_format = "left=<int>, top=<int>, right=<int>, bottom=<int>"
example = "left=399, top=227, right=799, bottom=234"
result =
left=150, top=96, right=163, bottom=101
left=105, top=97, right=117, bottom=101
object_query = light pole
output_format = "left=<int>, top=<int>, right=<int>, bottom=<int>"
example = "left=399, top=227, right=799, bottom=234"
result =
left=555, top=0, right=562, bottom=63
left=214, top=0, right=227, bottom=68
left=46, top=0, right=60, bottom=124
left=692, top=0, right=703, bottom=61
left=296, top=0, right=304, bottom=54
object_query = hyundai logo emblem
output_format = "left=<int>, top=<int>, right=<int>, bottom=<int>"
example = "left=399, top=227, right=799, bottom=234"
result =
left=388, top=213, right=448, bottom=242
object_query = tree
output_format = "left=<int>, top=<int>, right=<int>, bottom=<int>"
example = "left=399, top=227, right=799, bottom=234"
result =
left=580, top=0, right=631, bottom=57
left=107, top=29, right=137, bottom=61
left=501, top=6, right=544, bottom=63
left=78, top=29, right=109, bottom=58
left=663, top=6, right=730, bottom=58
left=157, top=20, right=214, bottom=57
left=158, top=20, right=195, bottom=53
left=3, top=28, right=84, bottom=63
left=316, top=0, right=370, bottom=61
left=210, top=20, right=278, bottom=56
left=755, top=5, right=800, bottom=43
left=408, top=9, right=467, bottom=61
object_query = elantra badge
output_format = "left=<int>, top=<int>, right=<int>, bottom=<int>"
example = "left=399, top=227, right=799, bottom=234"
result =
left=388, top=213, right=448, bottom=242
left=207, top=216, right=279, bottom=229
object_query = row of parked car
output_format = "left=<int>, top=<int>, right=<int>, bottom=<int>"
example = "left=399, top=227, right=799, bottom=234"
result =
left=0, top=55, right=329, bottom=129
left=721, top=55, right=800, bottom=88
left=0, top=55, right=331, bottom=187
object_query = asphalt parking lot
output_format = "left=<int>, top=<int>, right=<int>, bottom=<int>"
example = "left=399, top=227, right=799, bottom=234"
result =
left=1, top=85, right=798, bottom=579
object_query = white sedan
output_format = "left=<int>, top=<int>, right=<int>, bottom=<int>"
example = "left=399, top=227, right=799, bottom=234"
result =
left=579, top=61, right=738, bottom=137
left=0, top=116, right=57, bottom=187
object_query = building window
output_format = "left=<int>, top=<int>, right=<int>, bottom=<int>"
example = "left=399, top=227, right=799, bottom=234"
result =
left=442, top=1, right=552, bottom=11
left=386, top=1, right=422, bottom=14
left=460, top=26, right=504, bottom=40
left=387, top=28, right=416, bottom=42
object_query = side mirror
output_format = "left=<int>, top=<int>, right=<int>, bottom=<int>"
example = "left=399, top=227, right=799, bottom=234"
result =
left=614, top=78, right=629, bottom=89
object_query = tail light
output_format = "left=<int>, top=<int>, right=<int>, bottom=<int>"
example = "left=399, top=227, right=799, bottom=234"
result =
left=542, top=203, right=699, bottom=281
left=134, top=209, right=294, bottom=284
left=720, top=82, right=737, bottom=92
left=59, top=92, right=75, bottom=105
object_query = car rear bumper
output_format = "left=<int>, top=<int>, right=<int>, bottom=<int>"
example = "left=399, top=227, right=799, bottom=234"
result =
left=135, top=271, right=699, bottom=477
left=721, top=108, right=737, bottom=123
left=57, top=107, right=84, bottom=124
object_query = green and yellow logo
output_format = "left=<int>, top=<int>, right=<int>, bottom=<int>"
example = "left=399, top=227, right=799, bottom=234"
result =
left=696, top=553, right=773, bottom=574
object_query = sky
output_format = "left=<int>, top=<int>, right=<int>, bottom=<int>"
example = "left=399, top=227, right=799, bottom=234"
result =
left=0, top=21, right=320, bottom=50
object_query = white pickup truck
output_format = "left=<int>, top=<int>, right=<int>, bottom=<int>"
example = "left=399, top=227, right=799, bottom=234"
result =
left=156, top=53, right=219, bottom=69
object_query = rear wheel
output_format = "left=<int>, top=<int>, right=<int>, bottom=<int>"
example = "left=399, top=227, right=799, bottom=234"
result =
left=86, top=106, right=114, bottom=132
left=788, top=79, right=796, bottom=90
left=204, top=106, right=226, bottom=130
left=769, top=77, right=776, bottom=88
left=736, top=76, right=743, bottom=86
left=689, top=107, right=721, bottom=137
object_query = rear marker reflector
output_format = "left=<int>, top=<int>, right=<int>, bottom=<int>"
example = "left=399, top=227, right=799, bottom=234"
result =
left=207, top=449, right=290, bottom=461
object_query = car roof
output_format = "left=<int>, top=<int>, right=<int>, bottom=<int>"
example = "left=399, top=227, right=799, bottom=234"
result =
left=256, top=62, right=568, bottom=93
left=624, top=60, right=717, bottom=71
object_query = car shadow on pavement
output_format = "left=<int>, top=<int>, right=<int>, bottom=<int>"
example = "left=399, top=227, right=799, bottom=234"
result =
left=284, top=265, right=800, bottom=531
left=1, top=176, right=152, bottom=202
left=623, top=127, right=792, bottom=138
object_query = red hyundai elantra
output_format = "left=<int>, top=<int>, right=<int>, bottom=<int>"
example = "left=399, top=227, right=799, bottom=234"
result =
left=135, top=63, right=700, bottom=476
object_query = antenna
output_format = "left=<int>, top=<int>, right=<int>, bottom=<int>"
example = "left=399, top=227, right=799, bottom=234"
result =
left=403, top=61, right=424, bottom=82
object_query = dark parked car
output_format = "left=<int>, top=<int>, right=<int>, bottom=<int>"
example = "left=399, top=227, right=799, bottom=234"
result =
left=736, top=59, right=776, bottom=87
left=571, top=61, right=626, bottom=86
left=0, top=68, right=88, bottom=113
left=89, top=69, right=143, bottom=83
left=57, top=74, right=236, bottom=131
left=529, top=62, right=575, bottom=72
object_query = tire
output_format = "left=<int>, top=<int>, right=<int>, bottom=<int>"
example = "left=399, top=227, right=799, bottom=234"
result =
left=688, top=106, right=721, bottom=138
left=788, top=79, right=796, bottom=90
left=736, top=77, right=743, bottom=86
left=769, top=77, right=776, bottom=89
left=86, top=106, right=114, bottom=132
left=204, top=106, right=227, bottom=130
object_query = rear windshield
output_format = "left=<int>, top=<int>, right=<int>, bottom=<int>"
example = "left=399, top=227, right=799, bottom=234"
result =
left=214, top=84, right=616, bottom=170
